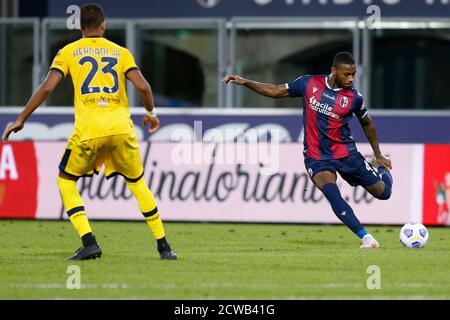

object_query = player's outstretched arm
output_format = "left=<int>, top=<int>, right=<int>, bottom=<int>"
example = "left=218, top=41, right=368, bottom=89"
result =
left=222, top=74, right=289, bottom=98
left=126, top=69, right=159, bottom=134
left=358, top=115, right=392, bottom=170
left=2, top=70, right=62, bottom=141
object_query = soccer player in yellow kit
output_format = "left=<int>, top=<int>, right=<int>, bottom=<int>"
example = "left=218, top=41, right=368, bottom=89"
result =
left=2, top=3, right=177, bottom=260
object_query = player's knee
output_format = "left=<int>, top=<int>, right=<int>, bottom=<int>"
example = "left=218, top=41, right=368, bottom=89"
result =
left=375, top=185, right=391, bottom=200
left=127, top=177, right=154, bottom=198
left=57, top=176, right=63, bottom=189
left=57, top=175, right=76, bottom=190
left=126, top=176, right=146, bottom=191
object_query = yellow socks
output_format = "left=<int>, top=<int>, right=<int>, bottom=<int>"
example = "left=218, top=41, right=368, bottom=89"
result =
left=58, top=175, right=166, bottom=243
left=127, top=177, right=165, bottom=240
left=57, top=176, right=92, bottom=238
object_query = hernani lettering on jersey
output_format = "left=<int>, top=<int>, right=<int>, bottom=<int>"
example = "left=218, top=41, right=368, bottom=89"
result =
left=72, top=47, right=121, bottom=57
left=308, top=96, right=340, bottom=119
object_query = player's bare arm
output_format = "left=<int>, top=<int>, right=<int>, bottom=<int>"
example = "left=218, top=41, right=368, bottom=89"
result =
left=2, top=70, right=62, bottom=141
left=222, top=74, right=289, bottom=98
left=358, top=114, right=392, bottom=170
left=126, top=69, right=160, bottom=134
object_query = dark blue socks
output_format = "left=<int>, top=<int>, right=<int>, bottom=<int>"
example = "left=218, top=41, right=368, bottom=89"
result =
left=377, top=167, right=393, bottom=200
left=322, top=183, right=367, bottom=238
left=320, top=168, right=393, bottom=238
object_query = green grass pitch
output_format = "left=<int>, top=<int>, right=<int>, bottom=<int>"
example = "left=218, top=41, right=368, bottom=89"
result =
left=0, top=220, right=449, bottom=299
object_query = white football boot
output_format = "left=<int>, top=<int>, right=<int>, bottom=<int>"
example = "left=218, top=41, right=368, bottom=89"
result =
left=360, top=234, right=380, bottom=249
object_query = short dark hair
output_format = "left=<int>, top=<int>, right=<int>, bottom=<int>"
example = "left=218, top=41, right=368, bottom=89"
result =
left=333, top=52, right=355, bottom=67
left=80, top=3, right=105, bottom=30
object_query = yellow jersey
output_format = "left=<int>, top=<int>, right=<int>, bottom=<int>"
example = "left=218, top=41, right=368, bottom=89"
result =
left=50, top=37, right=138, bottom=141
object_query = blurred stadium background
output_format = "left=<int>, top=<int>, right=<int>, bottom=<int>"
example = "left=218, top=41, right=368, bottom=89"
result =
left=1, top=0, right=449, bottom=225
left=0, top=0, right=449, bottom=300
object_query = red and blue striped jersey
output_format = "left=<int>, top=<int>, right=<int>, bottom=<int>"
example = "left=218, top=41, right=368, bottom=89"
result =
left=286, top=75, right=368, bottom=160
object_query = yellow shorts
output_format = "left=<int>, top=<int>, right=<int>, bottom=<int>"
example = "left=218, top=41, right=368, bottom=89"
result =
left=59, top=131, right=144, bottom=182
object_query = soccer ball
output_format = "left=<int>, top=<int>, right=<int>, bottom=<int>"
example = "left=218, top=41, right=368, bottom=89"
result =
left=399, top=223, right=429, bottom=248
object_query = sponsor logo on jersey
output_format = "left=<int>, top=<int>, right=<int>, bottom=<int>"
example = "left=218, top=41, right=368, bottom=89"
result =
left=323, top=92, right=336, bottom=101
left=308, top=96, right=340, bottom=119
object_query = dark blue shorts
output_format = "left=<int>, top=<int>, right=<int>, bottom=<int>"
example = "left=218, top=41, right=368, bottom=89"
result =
left=304, top=152, right=381, bottom=187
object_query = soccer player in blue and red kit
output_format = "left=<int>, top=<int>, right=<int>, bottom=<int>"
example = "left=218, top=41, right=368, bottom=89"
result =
left=222, top=52, right=393, bottom=248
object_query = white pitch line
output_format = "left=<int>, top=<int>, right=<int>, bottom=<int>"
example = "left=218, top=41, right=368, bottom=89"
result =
left=2, top=283, right=129, bottom=289
left=2, top=282, right=445, bottom=291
